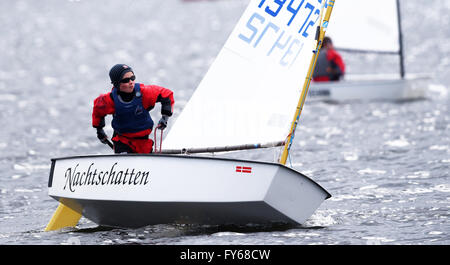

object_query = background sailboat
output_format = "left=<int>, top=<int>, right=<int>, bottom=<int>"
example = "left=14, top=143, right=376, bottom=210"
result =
left=309, top=0, right=429, bottom=102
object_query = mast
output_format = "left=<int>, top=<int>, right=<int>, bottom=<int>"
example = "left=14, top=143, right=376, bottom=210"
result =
left=396, top=0, right=405, bottom=79
left=279, top=1, right=336, bottom=165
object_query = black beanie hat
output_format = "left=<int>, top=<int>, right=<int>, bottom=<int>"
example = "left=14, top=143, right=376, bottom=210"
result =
left=109, top=64, right=134, bottom=87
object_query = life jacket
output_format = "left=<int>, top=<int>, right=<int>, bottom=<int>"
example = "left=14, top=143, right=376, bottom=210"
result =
left=111, top=83, right=154, bottom=134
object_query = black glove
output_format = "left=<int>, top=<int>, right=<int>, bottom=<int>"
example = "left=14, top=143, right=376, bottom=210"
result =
left=157, top=115, right=169, bottom=130
left=96, top=128, right=108, bottom=144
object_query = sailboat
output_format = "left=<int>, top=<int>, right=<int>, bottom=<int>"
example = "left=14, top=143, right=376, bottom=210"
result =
left=309, top=0, right=429, bottom=102
left=45, top=0, right=335, bottom=230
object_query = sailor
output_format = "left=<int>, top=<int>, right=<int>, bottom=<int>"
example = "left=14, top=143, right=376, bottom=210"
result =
left=92, top=64, right=174, bottom=153
left=312, top=37, right=346, bottom=82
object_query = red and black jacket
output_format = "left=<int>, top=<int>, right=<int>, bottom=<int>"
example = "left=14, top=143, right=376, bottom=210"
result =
left=312, top=48, right=346, bottom=82
left=92, top=83, right=174, bottom=139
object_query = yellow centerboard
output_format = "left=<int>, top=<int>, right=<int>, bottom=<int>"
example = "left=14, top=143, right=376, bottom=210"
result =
left=44, top=198, right=82, bottom=231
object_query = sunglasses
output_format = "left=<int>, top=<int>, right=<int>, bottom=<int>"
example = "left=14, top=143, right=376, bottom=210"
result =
left=120, top=75, right=136, bottom=83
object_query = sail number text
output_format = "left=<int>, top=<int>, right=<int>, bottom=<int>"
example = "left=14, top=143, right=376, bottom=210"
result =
left=258, top=0, right=322, bottom=35
left=238, top=0, right=323, bottom=67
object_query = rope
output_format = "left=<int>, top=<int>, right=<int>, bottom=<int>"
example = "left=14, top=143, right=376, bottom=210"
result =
left=154, top=128, right=164, bottom=153
left=159, top=129, right=163, bottom=153
left=154, top=129, right=158, bottom=153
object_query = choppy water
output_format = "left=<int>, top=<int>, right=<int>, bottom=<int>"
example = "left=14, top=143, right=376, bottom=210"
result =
left=0, top=0, right=449, bottom=245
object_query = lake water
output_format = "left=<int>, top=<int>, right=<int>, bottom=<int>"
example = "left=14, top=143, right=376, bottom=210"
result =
left=0, top=0, right=449, bottom=245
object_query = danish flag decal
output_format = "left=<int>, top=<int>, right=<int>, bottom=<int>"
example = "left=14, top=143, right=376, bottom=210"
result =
left=236, top=166, right=252, bottom=173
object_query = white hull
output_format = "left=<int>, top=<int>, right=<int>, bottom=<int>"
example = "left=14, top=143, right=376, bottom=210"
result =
left=48, top=154, right=330, bottom=228
left=309, top=75, right=429, bottom=102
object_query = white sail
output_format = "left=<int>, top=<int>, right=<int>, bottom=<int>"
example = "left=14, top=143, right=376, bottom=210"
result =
left=325, top=0, right=400, bottom=53
left=164, top=0, right=326, bottom=149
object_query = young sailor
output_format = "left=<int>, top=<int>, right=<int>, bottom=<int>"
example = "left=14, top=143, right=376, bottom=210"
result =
left=92, top=64, right=174, bottom=153
left=313, top=37, right=346, bottom=82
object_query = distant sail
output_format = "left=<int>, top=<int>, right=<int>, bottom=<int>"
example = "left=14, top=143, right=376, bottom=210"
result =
left=326, top=0, right=400, bottom=53
left=164, top=0, right=327, bottom=149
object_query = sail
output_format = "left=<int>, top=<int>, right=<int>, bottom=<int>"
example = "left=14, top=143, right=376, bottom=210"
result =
left=164, top=0, right=327, bottom=149
left=325, top=0, right=399, bottom=53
